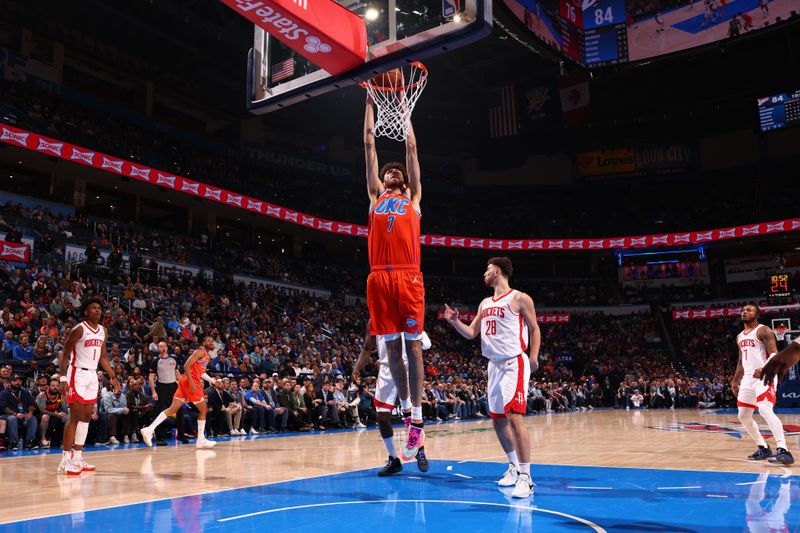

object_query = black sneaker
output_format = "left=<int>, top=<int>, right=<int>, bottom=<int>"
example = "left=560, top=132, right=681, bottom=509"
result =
left=748, top=445, right=773, bottom=461
left=156, top=439, right=168, bottom=446
left=378, top=456, right=403, bottom=477
left=768, top=448, right=795, bottom=466
left=416, top=446, right=429, bottom=473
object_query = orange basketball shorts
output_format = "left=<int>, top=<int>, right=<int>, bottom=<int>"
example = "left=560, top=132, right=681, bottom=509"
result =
left=174, top=376, right=205, bottom=403
left=367, top=268, right=425, bottom=336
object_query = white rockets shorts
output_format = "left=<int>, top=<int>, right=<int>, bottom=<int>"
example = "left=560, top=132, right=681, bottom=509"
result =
left=374, top=353, right=409, bottom=412
left=737, top=374, right=777, bottom=409
left=67, top=366, right=99, bottom=405
left=488, top=354, right=530, bottom=418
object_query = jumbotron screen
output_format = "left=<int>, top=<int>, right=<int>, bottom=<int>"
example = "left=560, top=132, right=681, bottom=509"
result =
left=500, top=0, right=798, bottom=67
left=758, top=90, right=800, bottom=132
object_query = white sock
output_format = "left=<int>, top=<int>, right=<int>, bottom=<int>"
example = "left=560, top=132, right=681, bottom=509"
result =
left=384, top=437, right=397, bottom=458
left=400, top=398, right=412, bottom=411
left=738, top=407, right=768, bottom=447
left=73, top=450, right=82, bottom=462
left=149, top=411, right=168, bottom=430
left=519, top=463, right=530, bottom=475
left=757, top=402, right=787, bottom=450
left=506, top=451, right=519, bottom=468
left=411, top=406, right=423, bottom=422
left=198, top=420, right=207, bottom=439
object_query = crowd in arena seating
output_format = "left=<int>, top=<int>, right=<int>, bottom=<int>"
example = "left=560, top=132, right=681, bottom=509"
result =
left=0, top=239, right=746, bottom=452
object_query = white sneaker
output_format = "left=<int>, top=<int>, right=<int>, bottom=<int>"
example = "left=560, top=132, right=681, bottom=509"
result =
left=498, top=463, right=519, bottom=486
left=196, top=438, right=217, bottom=449
left=123, top=436, right=130, bottom=444
left=238, top=429, right=246, bottom=435
left=140, top=427, right=154, bottom=447
left=511, top=473, right=534, bottom=498
left=132, top=434, right=139, bottom=443
left=108, top=436, right=120, bottom=445
left=41, top=439, right=50, bottom=448
left=249, top=428, right=258, bottom=435
left=355, top=422, right=366, bottom=429
left=57, top=456, right=82, bottom=476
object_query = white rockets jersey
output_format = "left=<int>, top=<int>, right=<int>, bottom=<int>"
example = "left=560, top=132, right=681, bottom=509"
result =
left=71, top=321, right=107, bottom=370
left=479, top=289, right=529, bottom=362
left=376, top=332, right=431, bottom=363
left=737, top=324, right=769, bottom=376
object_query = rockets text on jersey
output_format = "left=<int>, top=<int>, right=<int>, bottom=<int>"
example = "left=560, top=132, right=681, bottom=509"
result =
left=737, top=324, right=770, bottom=376
left=479, top=289, right=529, bottom=362
left=71, top=321, right=107, bottom=370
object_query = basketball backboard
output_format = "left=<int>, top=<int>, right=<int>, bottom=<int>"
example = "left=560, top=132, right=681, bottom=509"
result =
left=246, top=0, right=491, bottom=113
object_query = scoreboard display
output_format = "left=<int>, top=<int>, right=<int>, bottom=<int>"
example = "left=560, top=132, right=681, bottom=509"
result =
left=766, top=272, right=794, bottom=304
left=583, top=24, right=628, bottom=66
left=558, top=0, right=628, bottom=67
left=582, top=0, right=626, bottom=29
left=758, top=90, right=800, bottom=132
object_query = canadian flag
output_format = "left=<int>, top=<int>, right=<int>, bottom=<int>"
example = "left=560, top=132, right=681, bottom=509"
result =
left=558, top=71, right=591, bottom=125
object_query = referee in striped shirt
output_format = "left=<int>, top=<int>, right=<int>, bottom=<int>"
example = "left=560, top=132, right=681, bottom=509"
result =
left=148, top=341, right=181, bottom=445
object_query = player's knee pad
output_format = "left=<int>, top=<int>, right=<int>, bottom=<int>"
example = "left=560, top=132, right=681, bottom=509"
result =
left=382, top=332, right=402, bottom=342
left=75, top=420, right=89, bottom=445
left=756, top=401, right=774, bottom=415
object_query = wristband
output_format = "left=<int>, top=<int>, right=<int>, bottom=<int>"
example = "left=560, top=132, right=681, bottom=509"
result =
left=59, top=376, right=68, bottom=383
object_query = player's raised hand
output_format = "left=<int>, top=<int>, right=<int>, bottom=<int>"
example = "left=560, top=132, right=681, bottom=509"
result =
left=443, top=304, right=459, bottom=323
left=761, top=345, right=800, bottom=385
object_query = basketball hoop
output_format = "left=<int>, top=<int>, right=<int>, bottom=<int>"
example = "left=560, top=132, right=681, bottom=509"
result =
left=361, top=62, right=428, bottom=142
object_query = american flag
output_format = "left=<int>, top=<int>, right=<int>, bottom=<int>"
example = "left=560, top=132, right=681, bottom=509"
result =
left=488, top=84, right=518, bottom=138
left=271, top=58, right=295, bottom=83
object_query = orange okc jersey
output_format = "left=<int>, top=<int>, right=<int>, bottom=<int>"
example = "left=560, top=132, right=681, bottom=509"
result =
left=368, top=191, right=421, bottom=269
left=189, top=349, right=210, bottom=384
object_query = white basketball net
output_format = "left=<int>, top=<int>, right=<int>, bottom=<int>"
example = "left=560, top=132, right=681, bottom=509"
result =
left=361, top=62, right=428, bottom=142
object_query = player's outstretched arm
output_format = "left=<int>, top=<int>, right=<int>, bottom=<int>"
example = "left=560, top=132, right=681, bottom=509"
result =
left=761, top=341, right=800, bottom=385
left=444, top=303, right=481, bottom=340
left=406, top=121, right=421, bottom=206
left=517, top=293, right=541, bottom=372
left=353, top=320, right=375, bottom=381
left=364, top=98, right=382, bottom=206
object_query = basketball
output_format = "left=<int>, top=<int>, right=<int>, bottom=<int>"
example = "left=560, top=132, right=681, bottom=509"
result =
left=370, top=68, right=404, bottom=90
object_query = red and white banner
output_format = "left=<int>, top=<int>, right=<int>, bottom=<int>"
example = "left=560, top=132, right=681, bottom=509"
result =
left=436, top=310, right=571, bottom=324
left=0, top=240, right=30, bottom=262
left=559, top=71, right=590, bottom=125
left=3, top=124, right=800, bottom=252
left=672, top=304, right=800, bottom=320
left=219, top=0, right=366, bottom=76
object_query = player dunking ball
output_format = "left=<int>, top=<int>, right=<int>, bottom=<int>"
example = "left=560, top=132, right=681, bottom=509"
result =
left=732, top=305, right=794, bottom=465
left=58, top=298, right=120, bottom=475
left=353, top=320, right=432, bottom=475
left=364, top=95, right=427, bottom=461
left=141, top=336, right=221, bottom=448
left=444, top=257, right=541, bottom=498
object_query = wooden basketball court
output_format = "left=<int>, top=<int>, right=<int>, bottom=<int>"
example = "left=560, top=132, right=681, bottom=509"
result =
left=1, top=409, right=798, bottom=531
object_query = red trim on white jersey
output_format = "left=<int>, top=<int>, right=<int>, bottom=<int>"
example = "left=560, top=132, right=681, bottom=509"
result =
left=82, top=321, right=101, bottom=335
left=491, top=289, right=514, bottom=303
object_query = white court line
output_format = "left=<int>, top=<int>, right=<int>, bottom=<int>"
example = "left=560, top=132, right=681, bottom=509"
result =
left=706, top=495, right=728, bottom=498
left=567, top=486, right=614, bottom=490
left=454, top=473, right=473, bottom=479
left=217, top=499, right=608, bottom=532
left=657, top=486, right=702, bottom=490
left=736, top=480, right=768, bottom=486
left=0, top=464, right=377, bottom=526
